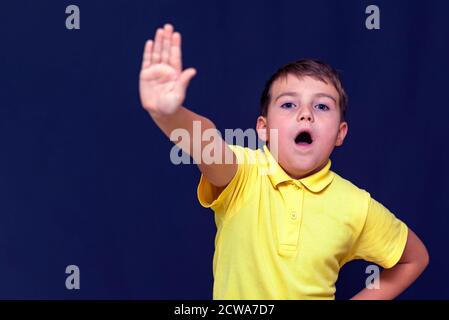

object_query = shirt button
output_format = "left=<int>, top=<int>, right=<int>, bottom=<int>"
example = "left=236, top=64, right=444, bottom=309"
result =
left=291, top=212, right=297, bottom=220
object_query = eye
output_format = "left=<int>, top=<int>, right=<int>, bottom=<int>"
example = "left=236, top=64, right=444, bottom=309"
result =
left=314, top=103, right=330, bottom=111
left=280, top=102, right=296, bottom=109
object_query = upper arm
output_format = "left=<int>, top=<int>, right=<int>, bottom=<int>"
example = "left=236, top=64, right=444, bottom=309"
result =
left=344, top=197, right=409, bottom=268
left=197, top=141, right=238, bottom=188
left=398, top=228, right=429, bottom=267
left=197, top=144, right=255, bottom=213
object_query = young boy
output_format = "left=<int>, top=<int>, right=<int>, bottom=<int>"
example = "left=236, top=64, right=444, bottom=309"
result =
left=139, top=23, right=429, bottom=300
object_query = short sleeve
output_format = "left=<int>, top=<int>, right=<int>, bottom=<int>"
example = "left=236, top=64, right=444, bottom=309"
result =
left=197, top=145, right=256, bottom=214
left=345, top=197, right=409, bottom=269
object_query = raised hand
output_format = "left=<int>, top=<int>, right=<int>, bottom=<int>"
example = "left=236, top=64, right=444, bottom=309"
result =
left=139, top=24, right=197, bottom=116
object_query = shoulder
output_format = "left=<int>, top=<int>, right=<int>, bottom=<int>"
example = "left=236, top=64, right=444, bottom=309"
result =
left=328, top=172, right=372, bottom=235
left=227, top=145, right=269, bottom=175
left=330, top=171, right=371, bottom=201
left=228, top=145, right=263, bottom=164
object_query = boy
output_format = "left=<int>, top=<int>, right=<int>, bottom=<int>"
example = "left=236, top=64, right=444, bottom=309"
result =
left=139, top=23, right=429, bottom=299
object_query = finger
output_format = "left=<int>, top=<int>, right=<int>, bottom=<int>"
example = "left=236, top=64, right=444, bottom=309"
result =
left=152, top=28, right=164, bottom=64
left=142, top=40, right=153, bottom=69
left=170, top=32, right=182, bottom=71
left=161, top=24, right=173, bottom=64
left=176, top=68, right=197, bottom=91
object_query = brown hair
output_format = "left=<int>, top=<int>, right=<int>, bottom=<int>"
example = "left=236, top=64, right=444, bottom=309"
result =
left=259, top=59, right=348, bottom=121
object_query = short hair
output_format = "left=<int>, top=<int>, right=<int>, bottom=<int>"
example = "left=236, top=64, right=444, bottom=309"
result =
left=259, top=59, right=348, bottom=121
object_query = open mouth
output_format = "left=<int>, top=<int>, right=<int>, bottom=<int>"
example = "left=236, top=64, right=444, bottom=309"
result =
left=295, top=131, right=313, bottom=145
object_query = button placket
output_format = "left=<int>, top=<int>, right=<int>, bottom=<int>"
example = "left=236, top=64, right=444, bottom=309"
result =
left=278, top=183, right=303, bottom=256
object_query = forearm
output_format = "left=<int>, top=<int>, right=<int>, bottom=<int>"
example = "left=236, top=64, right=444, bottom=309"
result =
left=150, top=105, right=215, bottom=154
left=351, top=262, right=427, bottom=300
left=150, top=106, right=236, bottom=186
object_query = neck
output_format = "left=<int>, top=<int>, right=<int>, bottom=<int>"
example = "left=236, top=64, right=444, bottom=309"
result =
left=265, top=142, right=329, bottom=179
left=286, top=160, right=328, bottom=180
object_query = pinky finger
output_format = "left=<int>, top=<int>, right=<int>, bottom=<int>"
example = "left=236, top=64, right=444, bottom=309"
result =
left=142, top=40, right=153, bottom=69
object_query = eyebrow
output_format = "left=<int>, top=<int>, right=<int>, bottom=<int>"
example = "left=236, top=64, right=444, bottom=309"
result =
left=274, top=92, right=337, bottom=104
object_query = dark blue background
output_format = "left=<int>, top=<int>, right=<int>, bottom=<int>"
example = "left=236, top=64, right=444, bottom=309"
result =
left=0, top=0, right=447, bottom=299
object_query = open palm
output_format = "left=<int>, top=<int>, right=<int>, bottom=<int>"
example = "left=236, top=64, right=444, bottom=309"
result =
left=139, top=24, right=196, bottom=115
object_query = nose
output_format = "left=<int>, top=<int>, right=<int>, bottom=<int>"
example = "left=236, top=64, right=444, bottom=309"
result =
left=296, top=105, right=314, bottom=123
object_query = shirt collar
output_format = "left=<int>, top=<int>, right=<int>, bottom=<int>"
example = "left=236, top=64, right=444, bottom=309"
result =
left=262, top=144, right=334, bottom=193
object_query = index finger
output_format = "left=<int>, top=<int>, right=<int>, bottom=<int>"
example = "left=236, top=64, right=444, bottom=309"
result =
left=170, top=31, right=182, bottom=71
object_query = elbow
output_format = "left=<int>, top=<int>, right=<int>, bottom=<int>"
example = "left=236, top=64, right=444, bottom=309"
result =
left=421, top=245, right=430, bottom=271
left=412, top=243, right=430, bottom=275
left=405, top=228, right=430, bottom=273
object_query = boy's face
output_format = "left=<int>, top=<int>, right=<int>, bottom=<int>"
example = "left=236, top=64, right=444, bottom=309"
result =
left=257, top=74, right=348, bottom=179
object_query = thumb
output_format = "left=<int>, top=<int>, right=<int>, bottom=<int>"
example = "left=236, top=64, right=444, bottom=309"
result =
left=177, top=68, right=197, bottom=90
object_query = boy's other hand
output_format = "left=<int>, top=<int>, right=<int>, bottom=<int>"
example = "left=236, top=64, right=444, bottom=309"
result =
left=139, top=24, right=197, bottom=116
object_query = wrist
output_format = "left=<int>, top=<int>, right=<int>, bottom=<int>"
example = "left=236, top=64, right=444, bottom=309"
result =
left=148, top=105, right=183, bottom=122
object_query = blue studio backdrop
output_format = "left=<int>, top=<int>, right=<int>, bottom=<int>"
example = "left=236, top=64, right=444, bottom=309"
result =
left=0, top=0, right=448, bottom=299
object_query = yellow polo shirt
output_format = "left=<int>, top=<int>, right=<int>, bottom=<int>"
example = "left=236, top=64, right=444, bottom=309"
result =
left=197, top=145, right=408, bottom=300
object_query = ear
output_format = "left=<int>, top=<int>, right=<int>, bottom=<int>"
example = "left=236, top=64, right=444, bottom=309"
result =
left=256, top=116, right=268, bottom=142
left=335, top=121, right=348, bottom=147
